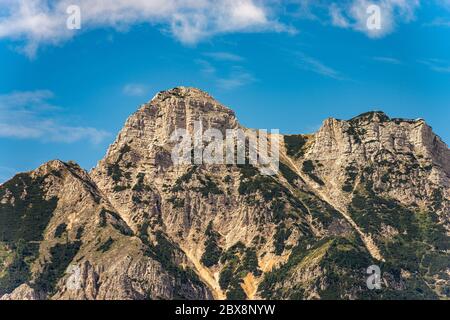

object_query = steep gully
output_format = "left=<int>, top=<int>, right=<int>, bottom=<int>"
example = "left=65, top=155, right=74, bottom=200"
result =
left=282, top=154, right=385, bottom=262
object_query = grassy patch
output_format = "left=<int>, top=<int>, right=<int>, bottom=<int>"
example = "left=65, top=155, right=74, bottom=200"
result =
left=302, top=161, right=325, bottom=186
left=168, top=197, right=185, bottom=209
left=97, top=237, right=114, bottom=253
left=279, top=162, right=300, bottom=185
left=284, top=135, right=310, bottom=158
left=34, top=241, right=81, bottom=295
left=238, top=164, right=291, bottom=203
left=196, top=176, right=222, bottom=197
left=54, top=223, right=67, bottom=238
left=0, top=239, right=32, bottom=296
left=219, top=243, right=260, bottom=299
left=144, top=231, right=205, bottom=294
left=273, top=223, right=291, bottom=255
left=0, top=173, right=58, bottom=295
left=201, top=222, right=223, bottom=267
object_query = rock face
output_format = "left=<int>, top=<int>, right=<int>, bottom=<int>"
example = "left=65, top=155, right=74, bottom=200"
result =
left=1, top=87, right=449, bottom=300
left=0, top=159, right=211, bottom=300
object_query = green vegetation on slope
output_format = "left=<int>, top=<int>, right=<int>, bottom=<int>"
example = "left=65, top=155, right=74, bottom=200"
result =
left=218, top=242, right=261, bottom=300
left=143, top=231, right=205, bottom=297
left=201, top=222, right=223, bottom=267
left=259, top=236, right=375, bottom=299
left=34, top=241, right=82, bottom=295
left=347, top=183, right=449, bottom=298
left=0, top=173, right=58, bottom=295
left=284, top=135, right=310, bottom=158
left=302, top=160, right=325, bottom=186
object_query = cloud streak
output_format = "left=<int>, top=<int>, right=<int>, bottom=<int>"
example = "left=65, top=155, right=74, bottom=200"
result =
left=0, top=90, right=109, bottom=144
left=418, top=59, right=450, bottom=73
left=197, top=59, right=255, bottom=90
left=372, top=56, right=402, bottom=64
left=295, top=53, right=344, bottom=80
left=123, top=83, right=150, bottom=97
left=216, top=66, right=256, bottom=90
left=203, top=51, right=244, bottom=62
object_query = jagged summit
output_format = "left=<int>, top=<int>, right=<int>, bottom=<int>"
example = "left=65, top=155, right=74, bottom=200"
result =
left=120, top=86, right=239, bottom=137
left=0, top=160, right=78, bottom=186
left=145, top=86, right=235, bottom=114
left=34, top=159, right=80, bottom=173
left=323, top=111, right=429, bottom=127
left=350, top=111, right=390, bottom=123
left=152, top=86, right=215, bottom=101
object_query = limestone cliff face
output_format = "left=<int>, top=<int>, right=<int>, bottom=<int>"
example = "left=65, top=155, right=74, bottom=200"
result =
left=305, top=112, right=449, bottom=210
left=90, top=87, right=356, bottom=299
left=1, top=88, right=449, bottom=300
left=91, top=87, right=239, bottom=232
left=297, top=113, right=449, bottom=251
left=0, top=160, right=211, bottom=300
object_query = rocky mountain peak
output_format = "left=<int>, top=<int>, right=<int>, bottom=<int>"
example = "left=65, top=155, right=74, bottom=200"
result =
left=321, top=111, right=425, bottom=129
left=349, top=111, right=390, bottom=123
left=1, top=88, right=449, bottom=301
left=313, top=110, right=449, bottom=177
left=305, top=109, right=448, bottom=235
left=142, top=86, right=236, bottom=123
left=114, top=87, right=239, bottom=145
left=31, top=160, right=85, bottom=178
left=92, top=87, right=240, bottom=190
left=152, top=86, right=217, bottom=102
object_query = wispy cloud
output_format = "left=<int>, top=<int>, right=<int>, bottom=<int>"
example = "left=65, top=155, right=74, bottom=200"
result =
left=0, top=90, right=109, bottom=144
left=203, top=51, right=244, bottom=62
left=424, top=17, right=450, bottom=28
left=295, top=53, right=344, bottom=80
left=0, top=0, right=293, bottom=57
left=197, top=59, right=217, bottom=76
left=196, top=60, right=255, bottom=90
left=330, top=3, right=351, bottom=28
left=418, top=59, right=450, bottom=73
left=0, top=0, right=425, bottom=57
left=123, top=83, right=150, bottom=97
left=216, top=66, right=256, bottom=90
left=372, top=56, right=402, bottom=64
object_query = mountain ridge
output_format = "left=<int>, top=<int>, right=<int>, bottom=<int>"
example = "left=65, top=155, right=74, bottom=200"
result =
left=1, top=87, right=448, bottom=300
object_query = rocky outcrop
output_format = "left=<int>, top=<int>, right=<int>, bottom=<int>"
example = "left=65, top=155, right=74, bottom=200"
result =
left=0, top=284, right=44, bottom=300
left=304, top=112, right=449, bottom=211
left=0, top=158, right=211, bottom=300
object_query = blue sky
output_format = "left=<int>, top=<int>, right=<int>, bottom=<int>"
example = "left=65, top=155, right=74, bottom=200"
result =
left=1, top=0, right=450, bottom=182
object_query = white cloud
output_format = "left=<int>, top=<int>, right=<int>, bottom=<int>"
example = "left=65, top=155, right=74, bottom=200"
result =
left=372, top=56, right=402, bottom=64
left=0, top=0, right=292, bottom=57
left=123, top=83, right=149, bottom=97
left=203, top=51, right=244, bottom=62
left=424, top=17, right=450, bottom=28
left=295, top=53, right=344, bottom=80
left=0, top=90, right=109, bottom=143
left=215, top=66, right=256, bottom=89
left=196, top=59, right=217, bottom=75
left=196, top=60, right=255, bottom=89
left=0, top=0, right=425, bottom=56
left=330, top=3, right=350, bottom=28
left=418, top=59, right=450, bottom=73
left=328, top=0, right=420, bottom=38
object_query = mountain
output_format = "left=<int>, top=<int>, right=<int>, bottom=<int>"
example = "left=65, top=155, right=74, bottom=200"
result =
left=1, top=87, right=449, bottom=300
